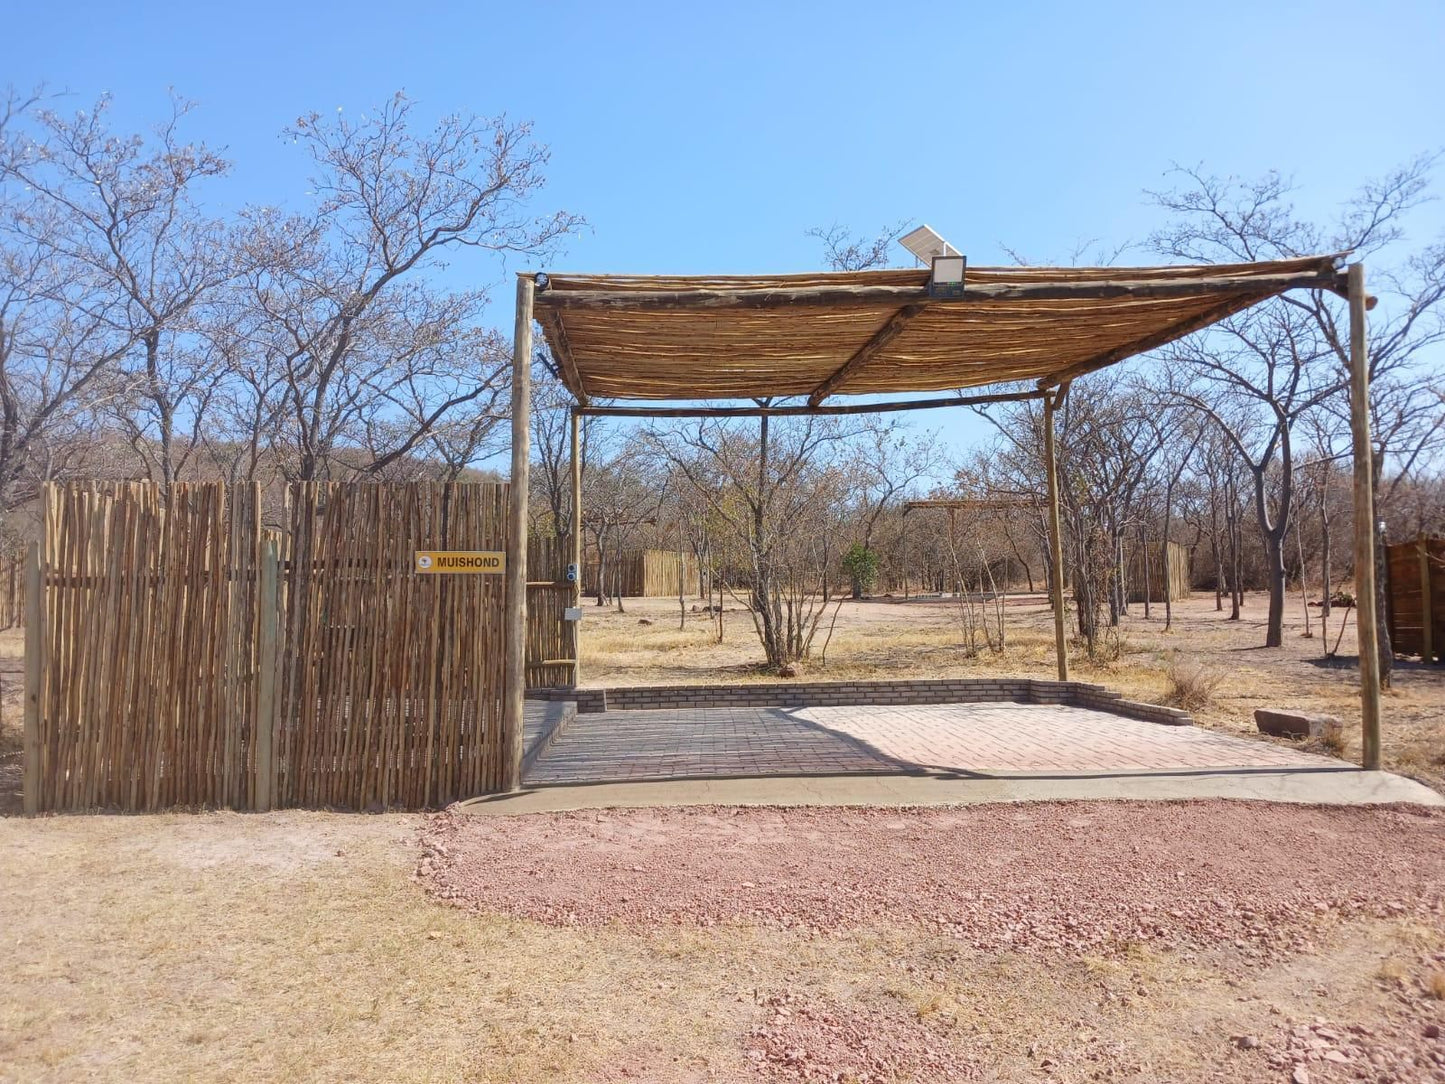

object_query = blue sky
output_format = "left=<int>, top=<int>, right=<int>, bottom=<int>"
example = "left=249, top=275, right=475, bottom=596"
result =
left=9, top=0, right=1444, bottom=466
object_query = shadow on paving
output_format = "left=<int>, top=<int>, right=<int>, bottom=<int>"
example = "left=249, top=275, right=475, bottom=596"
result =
left=523, top=705, right=924, bottom=786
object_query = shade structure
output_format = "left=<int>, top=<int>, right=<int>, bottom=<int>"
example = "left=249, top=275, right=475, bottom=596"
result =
left=508, top=253, right=1380, bottom=783
left=532, top=254, right=1348, bottom=406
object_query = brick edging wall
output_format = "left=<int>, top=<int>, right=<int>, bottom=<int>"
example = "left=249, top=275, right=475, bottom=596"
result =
left=528, top=686, right=607, bottom=714
left=528, top=678, right=1191, bottom=727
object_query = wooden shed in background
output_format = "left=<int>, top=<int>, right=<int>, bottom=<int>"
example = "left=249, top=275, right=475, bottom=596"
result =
left=1385, top=537, right=1443, bottom=663
left=584, top=549, right=698, bottom=598
left=1126, top=541, right=1191, bottom=604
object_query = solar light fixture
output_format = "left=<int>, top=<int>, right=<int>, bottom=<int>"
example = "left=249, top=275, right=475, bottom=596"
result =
left=930, top=254, right=967, bottom=298
left=899, top=224, right=966, bottom=298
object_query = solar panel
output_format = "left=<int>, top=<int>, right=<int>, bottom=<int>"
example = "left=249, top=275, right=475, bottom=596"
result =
left=898, top=223, right=960, bottom=264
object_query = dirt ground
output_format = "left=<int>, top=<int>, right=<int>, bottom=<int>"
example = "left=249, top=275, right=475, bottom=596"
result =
left=2, top=598, right=1444, bottom=1082
left=3, top=804, right=1445, bottom=1083
left=578, top=590, right=1445, bottom=794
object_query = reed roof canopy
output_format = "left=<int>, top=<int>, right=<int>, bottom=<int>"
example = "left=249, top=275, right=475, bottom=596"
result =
left=529, top=254, right=1356, bottom=414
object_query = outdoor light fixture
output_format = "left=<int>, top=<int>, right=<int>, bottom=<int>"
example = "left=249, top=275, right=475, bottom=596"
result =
left=930, top=254, right=967, bottom=298
left=900, top=224, right=966, bottom=298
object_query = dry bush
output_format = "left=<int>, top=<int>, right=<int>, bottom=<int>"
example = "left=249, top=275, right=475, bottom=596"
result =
left=1316, top=727, right=1347, bottom=758
left=1376, top=957, right=1410, bottom=986
left=1163, top=658, right=1224, bottom=713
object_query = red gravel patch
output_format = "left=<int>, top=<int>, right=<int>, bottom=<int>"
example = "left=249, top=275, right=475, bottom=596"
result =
left=1263, top=1004, right=1445, bottom=1083
left=418, top=801, right=1445, bottom=956
left=743, top=991, right=976, bottom=1082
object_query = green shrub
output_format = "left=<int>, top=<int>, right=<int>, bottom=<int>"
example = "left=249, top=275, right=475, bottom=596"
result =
left=842, top=543, right=879, bottom=599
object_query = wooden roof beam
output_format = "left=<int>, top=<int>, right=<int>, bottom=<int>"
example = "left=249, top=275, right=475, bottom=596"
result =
left=575, top=388, right=1045, bottom=419
left=536, top=309, right=591, bottom=406
left=533, top=268, right=1349, bottom=313
left=808, top=303, right=926, bottom=406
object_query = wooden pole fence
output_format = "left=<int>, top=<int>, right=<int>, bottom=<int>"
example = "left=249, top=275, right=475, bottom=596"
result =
left=24, top=481, right=512, bottom=813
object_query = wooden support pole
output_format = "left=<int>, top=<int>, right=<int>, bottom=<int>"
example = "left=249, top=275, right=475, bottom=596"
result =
left=504, top=274, right=534, bottom=791
left=569, top=408, right=583, bottom=687
left=22, top=541, right=41, bottom=815
left=1421, top=536, right=1435, bottom=665
left=1043, top=388, right=1069, bottom=682
left=254, top=532, right=279, bottom=813
left=1348, top=263, right=1382, bottom=770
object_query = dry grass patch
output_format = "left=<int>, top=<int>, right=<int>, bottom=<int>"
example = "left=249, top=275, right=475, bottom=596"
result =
left=1430, top=971, right=1445, bottom=1000
left=0, top=813, right=758, bottom=1083
left=1163, top=657, right=1225, bottom=713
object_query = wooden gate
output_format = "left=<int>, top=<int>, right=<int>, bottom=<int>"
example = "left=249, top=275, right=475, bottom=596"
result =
left=526, top=532, right=576, bottom=689
left=277, top=483, right=508, bottom=808
left=24, top=481, right=510, bottom=813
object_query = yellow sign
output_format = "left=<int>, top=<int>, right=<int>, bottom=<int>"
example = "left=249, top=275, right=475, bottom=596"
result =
left=414, top=550, right=506, bottom=574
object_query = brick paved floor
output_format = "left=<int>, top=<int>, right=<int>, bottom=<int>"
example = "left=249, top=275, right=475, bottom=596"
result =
left=525, top=702, right=1333, bottom=785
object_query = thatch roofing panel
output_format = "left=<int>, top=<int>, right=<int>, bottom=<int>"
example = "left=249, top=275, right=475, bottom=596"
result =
left=533, top=255, right=1344, bottom=403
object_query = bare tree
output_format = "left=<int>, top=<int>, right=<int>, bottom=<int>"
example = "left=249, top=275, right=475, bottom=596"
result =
left=239, top=93, right=581, bottom=481
left=2, top=93, right=234, bottom=483
left=1151, top=159, right=1445, bottom=653
left=530, top=347, right=606, bottom=535
left=581, top=438, right=655, bottom=610
left=1140, top=399, right=1204, bottom=630
left=645, top=413, right=858, bottom=670
left=805, top=221, right=908, bottom=271
left=839, top=421, right=936, bottom=597
left=0, top=90, right=145, bottom=527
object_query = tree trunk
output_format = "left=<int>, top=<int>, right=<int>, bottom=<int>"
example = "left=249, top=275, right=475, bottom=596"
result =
left=144, top=330, right=178, bottom=485
left=1374, top=515, right=1392, bottom=686
left=1232, top=517, right=1245, bottom=616
left=1140, top=524, right=1152, bottom=620
left=1210, top=495, right=1224, bottom=612
left=1162, top=478, right=1177, bottom=631
left=1264, top=531, right=1286, bottom=648
left=1226, top=500, right=1242, bottom=621
left=613, top=530, right=625, bottom=613
left=593, top=533, right=606, bottom=606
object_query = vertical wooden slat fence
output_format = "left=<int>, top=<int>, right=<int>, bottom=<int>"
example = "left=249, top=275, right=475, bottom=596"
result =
left=1385, top=536, right=1443, bottom=663
left=276, top=482, right=508, bottom=809
left=1125, top=541, right=1191, bottom=604
left=582, top=547, right=699, bottom=598
left=0, top=551, right=26, bottom=627
left=28, top=483, right=264, bottom=811
left=526, top=532, right=574, bottom=689
left=24, top=480, right=512, bottom=812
